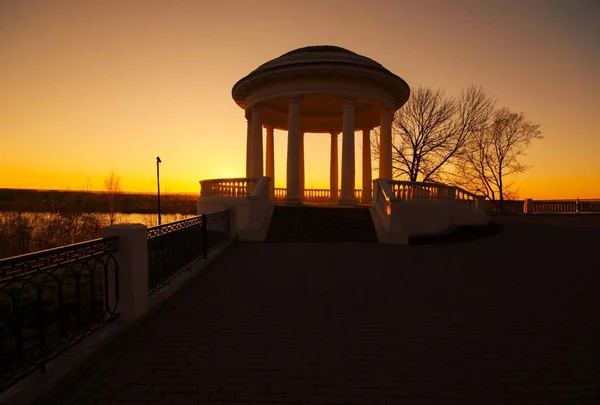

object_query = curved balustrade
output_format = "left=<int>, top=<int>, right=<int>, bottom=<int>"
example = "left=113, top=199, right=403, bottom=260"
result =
left=200, top=178, right=258, bottom=199
left=454, top=187, right=477, bottom=206
left=388, top=181, right=449, bottom=200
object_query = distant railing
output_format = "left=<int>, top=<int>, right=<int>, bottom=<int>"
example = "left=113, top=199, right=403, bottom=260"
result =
left=0, top=238, right=119, bottom=392
left=147, top=210, right=230, bottom=295
left=273, top=188, right=365, bottom=202
left=200, top=178, right=258, bottom=199
left=486, top=199, right=600, bottom=214
left=485, top=200, right=525, bottom=213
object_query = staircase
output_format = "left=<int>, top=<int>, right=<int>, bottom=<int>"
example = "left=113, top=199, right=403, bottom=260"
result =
left=266, top=206, right=378, bottom=242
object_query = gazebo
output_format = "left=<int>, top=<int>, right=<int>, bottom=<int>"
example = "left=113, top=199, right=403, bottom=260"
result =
left=231, top=45, right=410, bottom=205
left=198, top=45, right=488, bottom=243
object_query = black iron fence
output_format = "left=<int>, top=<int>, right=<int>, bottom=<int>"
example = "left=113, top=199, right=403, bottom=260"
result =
left=0, top=237, right=119, bottom=392
left=147, top=210, right=231, bottom=295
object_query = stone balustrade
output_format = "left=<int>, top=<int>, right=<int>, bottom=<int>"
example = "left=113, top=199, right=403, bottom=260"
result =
left=200, top=178, right=258, bottom=199
left=273, top=188, right=365, bottom=202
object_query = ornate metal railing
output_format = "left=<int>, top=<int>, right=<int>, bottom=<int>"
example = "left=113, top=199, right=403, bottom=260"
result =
left=147, top=210, right=231, bottom=295
left=0, top=237, right=119, bottom=392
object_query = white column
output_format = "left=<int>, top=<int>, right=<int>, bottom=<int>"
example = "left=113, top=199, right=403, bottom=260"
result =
left=340, top=99, right=356, bottom=205
left=299, top=132, right=305, bottom=199
left=362, top=128, right=372, bottom=203
left=251, top=105, right=263, bottom=178
left=286, top=97, right=301, bottom=204
left=245, top=111, right=252, bottom=178
left=329, top=132, right=339, bottom=201
left=379, top=107, right=393, bottom=179
left=265, top=125, right=275, bottom=197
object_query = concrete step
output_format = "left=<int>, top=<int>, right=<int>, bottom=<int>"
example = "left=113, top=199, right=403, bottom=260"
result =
left=266, top=206, right=377, bottom=242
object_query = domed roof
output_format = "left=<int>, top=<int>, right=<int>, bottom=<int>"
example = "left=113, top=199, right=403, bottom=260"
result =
left=250, top=45, right=388, bottom=74
left=232, top=45, right=410, bottom=110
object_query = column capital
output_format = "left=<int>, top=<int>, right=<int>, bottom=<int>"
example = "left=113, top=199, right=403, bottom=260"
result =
left=330, top=131, right=339, bottom=137
left=343, top=97, right=356, bottom=105
left=264, top=124, right=275, bottom=131
left=289, top=95, right=302, bottom=103
left=251, top=104, right=262, bottom=112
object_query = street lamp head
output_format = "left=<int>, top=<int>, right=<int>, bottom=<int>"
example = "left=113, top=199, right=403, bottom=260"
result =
left=156, top=156, right=162, bottom=163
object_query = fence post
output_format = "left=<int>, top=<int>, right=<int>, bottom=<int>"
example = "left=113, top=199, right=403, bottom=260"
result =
left=201, top=214, right=208, bottom=258
left=102, top=224, right=148, bottom=321
left=524, top=198, right=534, bottom=214
left=576, top=198, right=580, bottom=214
left=447, top=186, right=456, bottom=201
left=476, top=196, right=487, bottom=214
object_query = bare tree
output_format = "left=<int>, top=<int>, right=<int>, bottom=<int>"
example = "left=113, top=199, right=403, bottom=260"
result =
left=372, top=85, right=495, bottom=182
left=104, top=170, right=121, bottom=225
left=453, top=108, right=543, bottom=209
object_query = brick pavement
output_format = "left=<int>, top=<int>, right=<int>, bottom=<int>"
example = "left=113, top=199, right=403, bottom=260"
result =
left=57, top=216, right=600, bottom=404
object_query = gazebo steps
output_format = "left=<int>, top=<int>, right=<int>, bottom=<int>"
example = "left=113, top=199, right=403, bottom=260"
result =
left=266, top=205, right=377, bottom=242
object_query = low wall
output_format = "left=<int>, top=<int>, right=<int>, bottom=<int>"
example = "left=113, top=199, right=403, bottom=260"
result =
left=394, top=200, right=488, bottom=237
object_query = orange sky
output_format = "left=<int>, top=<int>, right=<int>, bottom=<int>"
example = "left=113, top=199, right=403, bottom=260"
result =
left=1, top=0, right=598, bottom=199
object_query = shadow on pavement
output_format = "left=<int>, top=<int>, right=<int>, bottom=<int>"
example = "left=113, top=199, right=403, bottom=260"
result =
left=409, top=222, right=504, bottom=245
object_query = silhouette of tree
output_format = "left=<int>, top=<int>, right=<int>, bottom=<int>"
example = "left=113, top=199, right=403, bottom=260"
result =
left=453, top=108, right=543, bottom=209
left=371, top=85, right=495, bottom=181
left=104, top=170, right=121, bottom=225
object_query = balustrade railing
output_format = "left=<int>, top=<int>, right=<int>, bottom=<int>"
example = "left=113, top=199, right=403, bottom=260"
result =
left=485, top=200, right=525, bottom=213
left=147, top=210, right=230, bottom=295
left=388, top=181, right=449, bottom=200
left=486, top=199, right=600, bottom=214
left=200, top=178, right=257, bottom=199
left=454, top=187, right=477, bottom=206
left=273, top=188, right=365, bottom=202
left=0, top=238, right=119, bottom=392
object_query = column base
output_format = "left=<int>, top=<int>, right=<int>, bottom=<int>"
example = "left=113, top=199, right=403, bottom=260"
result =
left=284, top=198, right=303, bottom=206
left=338, top=198, right=358, bottom=206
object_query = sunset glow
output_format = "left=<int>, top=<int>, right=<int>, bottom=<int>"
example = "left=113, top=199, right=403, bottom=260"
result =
left=1, top=0, right=598, bottom=199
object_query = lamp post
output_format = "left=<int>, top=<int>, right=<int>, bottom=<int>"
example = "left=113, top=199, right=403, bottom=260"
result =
left=156, top=156, right=162, bottom=225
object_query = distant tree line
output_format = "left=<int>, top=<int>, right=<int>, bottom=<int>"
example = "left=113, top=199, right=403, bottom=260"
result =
left=371, top=85, right=543, bottom=210
left=0, top=188, right=197, bottom=215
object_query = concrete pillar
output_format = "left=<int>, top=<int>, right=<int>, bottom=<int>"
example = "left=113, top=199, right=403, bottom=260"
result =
left=286, top=97, right=301, bottom=204
left=476, top=196, right=487, bottom=214
left=101, top=224, right=148, bottom=321
left=251, top=105, right=263, bottom=178
left=379, top=107, right=393, bottom=179
left=265, top=125, right=275, bottom=197
left=299, top=132, right=305, bottom=199
left=340, top=99, right=356, bottom=205
left=329, top=132, right=339, bottom=201
left=524, top=198, right=533, bottom=214
left=245, top=111, right=252, bottom=178
left=362, top=128, right=372, bottom=203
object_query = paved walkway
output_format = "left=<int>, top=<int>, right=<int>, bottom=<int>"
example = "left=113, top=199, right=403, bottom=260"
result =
left=60, top=216, right=599, bottom=404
